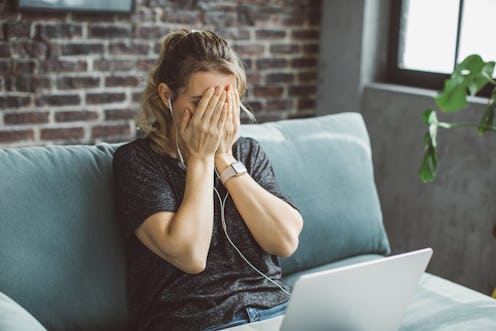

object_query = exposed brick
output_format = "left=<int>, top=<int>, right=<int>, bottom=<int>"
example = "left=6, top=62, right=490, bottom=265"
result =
left=5, top=21, right=31, bottom=39
left=246, top=72, right=262, bottom=84
left=133, top=26, right=170, bottom=39
left=11, top=60, right=37, bottom=73
left=232, top=44, right=265, bottom=56
left=41, top=59, right=87, bottom=72
left=41, top=127, right=85, bottom=140
left=246, top=100, right=263, bottom=113
left=162, top=10, right=202, bottom=24
left=266, top=73, right=294, bottom=84
left=88, top=25, right=131, bottom=39
left=86, top=92, right=126, bottom=104
left=10, top=40, right=48, bottom=58
left=109, top=42, right=150, bottom=55
left=255, top=29, right=286, bottom=40
left=55, top=111, right=99, bottom=122
left=56, top=76, right=100, bottom=89
left=132, top=92, right=142, bottom=103
left=0, top=61, right=9, bottom=73
left=291, top=57, right=318, bottom=68
left=38, top=94, right=80, bottom=106
left=280, top=15, right=305, bottom=27
left=93, top=59, right=136, bottom=71
left=105, top=108, right=136, bottom=120
left=13, top=75, right=51, bottom=92
left=0, top=130, right=35, bottom=143
left=105, top=75, right=140, bottom=87
left=241, top=58, right=253, bottom=70
left=303, top=43, right=319, bottom=54
left=256, top=58, right=288, bottom=70
left=253, top=86, right=284, bottom=98
left=269, top=44, right=299, bottom=54
left=0, top=95, right=31, bottom=108
left=71, top=13, right=115, bottom=23
left=297, top=98, right=316, bottom=109
left=298, top=71, right=318, bottom=82
left=61, top=43, right=103, bottom=56
left=0, top=42, right=10, bottom=57
left=266, top=100, right=291, bottom=111
left=218, top=28, right=251, bottom=41
left=4, top=111, right=49, bottom=124
left=206, top=11, right=237, bottom=27
left=92, top=124, right=130, bottom=138
left=136, top=58, right=158, bottom=71
left=289, top=85, right=316, bottom=96
left=35, top=24, right=83, bottom=39
left=292, top=29, right=320, bottom=40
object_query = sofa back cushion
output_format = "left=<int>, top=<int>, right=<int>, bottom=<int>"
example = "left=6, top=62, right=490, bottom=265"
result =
left=0, top=144, right=127, bottom=331
left=240, top=113, right=390, bottom=275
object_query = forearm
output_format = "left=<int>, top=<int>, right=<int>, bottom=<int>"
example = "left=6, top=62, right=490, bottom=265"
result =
left=226, top=174, right=302, bottom=257
left=216, top=155, right=303, bottom=257
left=166, top=157, right=215, bottom=269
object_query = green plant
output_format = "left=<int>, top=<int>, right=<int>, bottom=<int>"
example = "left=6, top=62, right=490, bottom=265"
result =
left=419, top=54, right=496, bottom=182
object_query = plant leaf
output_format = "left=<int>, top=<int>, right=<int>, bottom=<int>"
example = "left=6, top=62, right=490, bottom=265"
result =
left=435, top=76, right=467, bottom=112
left=435, top=54, right=495, bottom=112
left=419, top=109, right=439, bottom=182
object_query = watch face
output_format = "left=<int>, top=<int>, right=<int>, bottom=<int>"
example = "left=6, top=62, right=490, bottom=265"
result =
left=232, top=161, right=247, bottom=173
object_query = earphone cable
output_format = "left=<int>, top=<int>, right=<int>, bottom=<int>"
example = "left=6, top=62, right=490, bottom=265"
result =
left=213, top=187, right=291, bottom=296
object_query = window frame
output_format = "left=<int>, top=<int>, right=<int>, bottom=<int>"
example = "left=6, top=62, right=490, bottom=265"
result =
left=386, top=0, right=492, bottom=97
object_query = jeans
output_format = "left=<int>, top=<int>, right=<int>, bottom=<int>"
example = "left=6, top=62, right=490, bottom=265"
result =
left=203, top=302, right=288, bottom=331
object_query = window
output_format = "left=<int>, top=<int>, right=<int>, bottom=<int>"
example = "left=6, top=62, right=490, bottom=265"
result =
left=388, top=0, right=496, bottom=95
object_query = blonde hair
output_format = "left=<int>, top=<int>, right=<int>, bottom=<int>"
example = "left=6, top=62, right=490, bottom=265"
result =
left=136, top=29, right=253, bottom=156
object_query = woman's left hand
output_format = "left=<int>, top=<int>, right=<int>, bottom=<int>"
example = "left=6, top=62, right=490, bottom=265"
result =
left=216, top=85, right=240, bottom=157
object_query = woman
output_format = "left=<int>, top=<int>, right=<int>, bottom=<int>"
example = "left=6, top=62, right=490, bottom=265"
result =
left=113, top=29, right=303, bottom=331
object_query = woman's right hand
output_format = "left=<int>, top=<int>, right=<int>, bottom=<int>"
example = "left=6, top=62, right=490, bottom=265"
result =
left=179, top=86, right=229, bottom=161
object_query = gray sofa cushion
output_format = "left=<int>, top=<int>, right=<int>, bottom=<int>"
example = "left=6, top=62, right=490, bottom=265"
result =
left=0, top=291, right=46, bottom=331
left=400, top=273, right=496, bottom=330
left=0, top=145, right=127, bottom=331
left=240, top=113, right=390, bottom=275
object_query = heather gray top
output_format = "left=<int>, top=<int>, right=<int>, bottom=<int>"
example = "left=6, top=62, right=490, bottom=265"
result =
left=113, top=137, right=297, bottom=331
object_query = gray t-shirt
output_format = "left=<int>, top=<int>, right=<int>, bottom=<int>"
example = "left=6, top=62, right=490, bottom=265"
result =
left=113, top=137, right=297, bottom=331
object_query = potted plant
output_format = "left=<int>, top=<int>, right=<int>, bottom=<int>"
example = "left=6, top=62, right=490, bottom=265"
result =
left=419, top=54, right=496, bottom=183
left=418, top=54, right=496, bottom=299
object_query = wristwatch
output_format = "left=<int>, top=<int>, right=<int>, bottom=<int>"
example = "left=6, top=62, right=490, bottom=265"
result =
left=220, top=161, right=247, bottom=185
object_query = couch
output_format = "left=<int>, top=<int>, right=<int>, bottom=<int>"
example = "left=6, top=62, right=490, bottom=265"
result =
left=1, top=113, right=495, bottom=331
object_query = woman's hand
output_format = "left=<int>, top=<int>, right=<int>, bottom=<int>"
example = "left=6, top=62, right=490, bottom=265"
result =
left=179, top=86, right=229, bottom=161
left=216, top=85, right=240, bottom=158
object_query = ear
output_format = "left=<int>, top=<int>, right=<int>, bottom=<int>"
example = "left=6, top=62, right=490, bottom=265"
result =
left=157, top=83, right=173, bottom=108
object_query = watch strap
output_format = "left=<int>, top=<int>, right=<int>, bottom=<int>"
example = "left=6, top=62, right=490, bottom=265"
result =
left=220, top=161, right=247, bottom=184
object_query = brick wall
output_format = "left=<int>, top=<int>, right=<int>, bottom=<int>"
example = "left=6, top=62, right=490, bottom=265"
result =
left=0, top=0, right=321, bottom=147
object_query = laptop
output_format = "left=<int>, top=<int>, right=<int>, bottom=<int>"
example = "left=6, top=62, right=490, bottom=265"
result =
left=223, top=248, right=433, bottom=331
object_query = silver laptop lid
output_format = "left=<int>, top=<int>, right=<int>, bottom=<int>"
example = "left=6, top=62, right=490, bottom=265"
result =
left=280, top=248, right=433, bottom=331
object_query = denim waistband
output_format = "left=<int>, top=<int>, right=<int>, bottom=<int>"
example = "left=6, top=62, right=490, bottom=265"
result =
left=204, top=302, right=288, bottom=331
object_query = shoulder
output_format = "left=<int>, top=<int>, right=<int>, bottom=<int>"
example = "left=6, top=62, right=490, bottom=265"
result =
left=113, top=138, right=157, bottom=170
left=234, top=136, right=270, bottom=169
left=234, top=136, right=262, bottom=153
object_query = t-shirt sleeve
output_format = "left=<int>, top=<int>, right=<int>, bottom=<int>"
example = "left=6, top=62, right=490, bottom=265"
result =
left=112, top=143, right=179, bottom=239
left=243, top=138, right=299, bottom=212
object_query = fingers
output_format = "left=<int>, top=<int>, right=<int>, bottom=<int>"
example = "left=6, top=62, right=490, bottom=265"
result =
left=180, top=108, right=192, bottom=134
left=201, top=86, right=226, bottom=124
left=191, top=86, right=215, bottom=123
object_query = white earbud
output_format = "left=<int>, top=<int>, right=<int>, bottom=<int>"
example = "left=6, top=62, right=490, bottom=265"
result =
left=167, top=97, right=186, bottom=170
left=167, top=98, right=173, bottom=114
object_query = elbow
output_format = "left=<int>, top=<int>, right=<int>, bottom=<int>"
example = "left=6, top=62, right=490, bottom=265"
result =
left=278, top=214, right=303, bottom=258
left=178, top=250, right=208, bottom=274
left=183, top=260, right=207, bottom=274
left=277, top=236, right=300, bottom=258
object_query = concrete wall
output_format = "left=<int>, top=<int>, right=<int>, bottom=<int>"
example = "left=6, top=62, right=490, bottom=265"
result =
left=318, top=0, right=496, bottom=295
